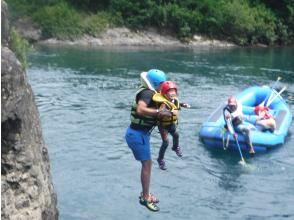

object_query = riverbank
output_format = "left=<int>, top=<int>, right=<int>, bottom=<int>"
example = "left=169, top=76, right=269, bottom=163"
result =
left=39, top=27, right=236, bottom=48
left=14, top=18, right=236, bottom=48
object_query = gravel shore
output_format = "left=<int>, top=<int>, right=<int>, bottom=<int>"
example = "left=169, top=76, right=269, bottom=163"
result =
left=35, top=27, right=236, bottom=48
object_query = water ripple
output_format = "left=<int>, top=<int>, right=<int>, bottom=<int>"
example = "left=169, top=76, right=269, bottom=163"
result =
left=27, top=46, right=294, bottom=220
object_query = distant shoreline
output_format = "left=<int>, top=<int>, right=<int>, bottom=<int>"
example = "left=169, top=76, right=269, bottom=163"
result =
left=14, top=18, right=237, bottom=48
left=15, top=18, right=278, bottom=49
left=38, top=27, right=237, bottom=48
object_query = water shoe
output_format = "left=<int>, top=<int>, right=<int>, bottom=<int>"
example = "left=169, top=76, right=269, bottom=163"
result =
left=157, top=159, right=167, bottom=170
left=139, top=195, right=160, bottom=212
left=172, top=146, right=182, bottom=157
left=249, top=149, right=255, bottom=156
left=140, top=192, right=159, bottom=203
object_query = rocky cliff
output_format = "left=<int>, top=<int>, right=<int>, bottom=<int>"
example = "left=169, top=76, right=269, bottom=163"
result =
left=1, top=1, right=58, bottom=219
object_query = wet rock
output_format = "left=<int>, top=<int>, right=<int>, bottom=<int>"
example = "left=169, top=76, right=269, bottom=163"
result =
left=1, top=46, right=59, bottom=220
left=1, top=0, right=10, bottom=46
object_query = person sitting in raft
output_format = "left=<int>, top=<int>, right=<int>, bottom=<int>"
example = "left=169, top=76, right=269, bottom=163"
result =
left=152, top=81, right=190, bottom=170
left=223, top=96, right=255, bottom=155
left=254, top=105, right=276, bottom=132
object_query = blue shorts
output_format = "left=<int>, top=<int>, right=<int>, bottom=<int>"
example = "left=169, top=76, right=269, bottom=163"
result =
left=125, top=126, right=151, bottom=161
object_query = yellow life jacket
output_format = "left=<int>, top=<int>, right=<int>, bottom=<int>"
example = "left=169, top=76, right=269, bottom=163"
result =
left=152, top=93, right=180, bottom=126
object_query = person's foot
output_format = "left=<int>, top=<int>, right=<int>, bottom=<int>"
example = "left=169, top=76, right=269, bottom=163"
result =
left=249, top=148, right=255, bottom=156
left=157, top=159, right=167, bottom=170
left=139, top=192, right=159, bottom=203
left=139, top=195, right=160, bottom=212
left=172, top=146, right=182, bottom=157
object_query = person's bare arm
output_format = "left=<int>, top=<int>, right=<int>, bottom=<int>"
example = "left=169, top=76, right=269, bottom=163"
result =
left=137, top=100, right=173, bottom=119
left=136, top=100, right=158, bottom=117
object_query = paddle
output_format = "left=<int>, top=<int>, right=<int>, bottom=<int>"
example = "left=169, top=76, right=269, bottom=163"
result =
left=266, top=86, right=287, bottom=107
left=271, top=76, right=281, bottom=90
left=226, top=118, right=246, bottom=164
left=261, top=77, right=281, bottom=106
left=235, top=136, right=246, bottom=165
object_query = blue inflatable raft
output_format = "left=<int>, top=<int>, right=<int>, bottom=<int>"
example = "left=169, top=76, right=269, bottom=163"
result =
left=199, top=86, right=292, bottom=153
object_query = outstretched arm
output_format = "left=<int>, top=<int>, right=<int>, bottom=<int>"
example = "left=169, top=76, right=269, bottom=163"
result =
left=137, top=100, right=173, bottom=119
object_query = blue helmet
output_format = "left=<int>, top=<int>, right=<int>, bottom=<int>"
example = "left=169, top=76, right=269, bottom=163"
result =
left=146, top=69, right=166, bottom=90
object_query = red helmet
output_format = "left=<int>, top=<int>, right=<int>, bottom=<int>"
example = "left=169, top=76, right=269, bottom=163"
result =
left=160, top=81, right=177, bottom=95
left=254, top=105, right=269, bottom=114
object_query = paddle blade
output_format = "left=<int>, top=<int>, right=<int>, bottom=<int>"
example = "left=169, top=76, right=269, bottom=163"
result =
left=239, top=159, right=246, bottom=166
left=266, top=86, right=287, bottom=107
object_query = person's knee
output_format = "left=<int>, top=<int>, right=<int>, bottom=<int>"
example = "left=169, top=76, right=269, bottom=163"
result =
left=242, top=126, right=250, bottom=134
left=173, top=132, right=179, bottom=139
left=162, top=139, right=169, bottom=148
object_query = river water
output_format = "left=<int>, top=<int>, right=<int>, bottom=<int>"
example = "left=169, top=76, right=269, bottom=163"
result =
left=28, top=46, right=294, bottom=220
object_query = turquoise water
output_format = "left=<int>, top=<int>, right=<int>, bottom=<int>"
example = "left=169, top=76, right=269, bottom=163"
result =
left=28, top=46, right=294, bottom=220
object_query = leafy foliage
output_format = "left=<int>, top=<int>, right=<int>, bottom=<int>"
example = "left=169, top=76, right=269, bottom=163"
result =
left=33, top=1, right=82, bottom=40
left=80, top=11, right=122, bottom=37
left=9, top=28, right=30, bottom=67
left=5, top=0, right=294, bottom=45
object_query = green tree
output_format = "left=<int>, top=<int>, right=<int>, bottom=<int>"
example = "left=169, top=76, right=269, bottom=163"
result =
left=33, top=1, right=82, bottom=40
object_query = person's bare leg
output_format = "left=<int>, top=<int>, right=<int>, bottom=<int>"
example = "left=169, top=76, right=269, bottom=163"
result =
left=141, top=160, right=152, bottom=200
left=256, top=118, right=276, bottom=130
left=241, top=126, right=255, bottom=154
